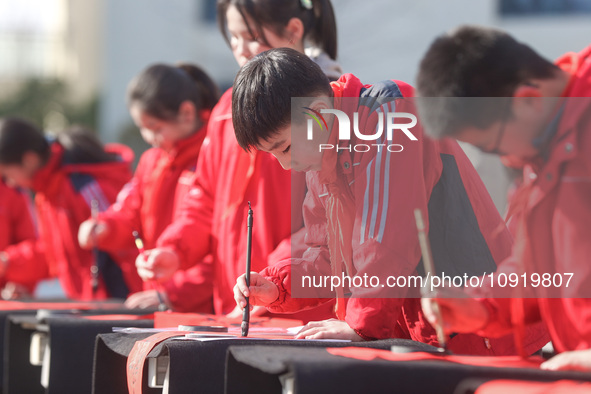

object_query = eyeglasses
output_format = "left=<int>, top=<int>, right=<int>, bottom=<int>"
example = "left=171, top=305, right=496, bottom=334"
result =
left=478, top=116, right=508, bottom=156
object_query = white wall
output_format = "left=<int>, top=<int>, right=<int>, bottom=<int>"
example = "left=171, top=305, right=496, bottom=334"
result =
left=99, top=0, right=236, bottom=142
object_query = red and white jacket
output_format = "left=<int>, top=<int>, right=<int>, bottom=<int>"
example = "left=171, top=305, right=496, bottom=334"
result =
left=4, top=141, right=137, bottom=300
left=0, top=180, right=37, bottom=290
left=477, top=44, right=591, bottom=353
left=98, top=128, right=213, bottom=312
left=158, top=89, right=335, bottom=321
left=260, top=74, right=549, bottom=355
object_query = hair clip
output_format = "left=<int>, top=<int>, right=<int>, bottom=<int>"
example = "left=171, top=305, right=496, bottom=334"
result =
left=300, top=0, right=313, bottom=10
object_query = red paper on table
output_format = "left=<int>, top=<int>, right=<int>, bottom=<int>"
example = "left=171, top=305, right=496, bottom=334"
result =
left=83, top=314, right=154, bottom=321
left=0, top=300, right=123, bottom=311
left=153, top=311, right=301, bottom=329
left=327, top=347, right=544, bottom=369
left=476, top=379, right=591, bottom=394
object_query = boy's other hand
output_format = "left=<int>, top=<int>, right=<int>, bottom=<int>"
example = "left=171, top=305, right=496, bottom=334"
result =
left=78, top=219, right=109, bottom=249
left=541, top=349, right=591, bottom=371
left=295, top=319, right=363, bottom=341
left=421, top=292, right=489, bottom=334
left=125, top=289, right=170, bottom=310
left=233, top=272, right=279, bottom=309
left=135, top=247, right=179, bottom=282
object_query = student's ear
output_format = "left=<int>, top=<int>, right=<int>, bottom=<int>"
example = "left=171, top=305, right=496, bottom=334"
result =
left=285, top=17, right=305, bottom=45
left=309, top=97, right=332, bottom=113
left=178, top=100, right=197, bottom=123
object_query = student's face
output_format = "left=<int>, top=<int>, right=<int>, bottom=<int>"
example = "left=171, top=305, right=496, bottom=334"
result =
left=0, top=153, right=41, bottom=189
left=256, top=121, right=329, bottom=172
left=455, top=118, right=540, bottom=160
left=130, top=103, right=196, bottom=152
left=226, top=5, right=299, bottom=67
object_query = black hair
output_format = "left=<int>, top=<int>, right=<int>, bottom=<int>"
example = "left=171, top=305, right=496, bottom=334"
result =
left=0, top=118, right=50, bottom=165
left=127, top=63, right=220, bottom=125
left=58, top=125, right=118, bottom=164
left=0, top=118, right=117, bottom=166
left=232, top=47, right=331, bottom=151
left=416, top=25, right=560, bottom=138
left=217, top=0, right=337, bottom=60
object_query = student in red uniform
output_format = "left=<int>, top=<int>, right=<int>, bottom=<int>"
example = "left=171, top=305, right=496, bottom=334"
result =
left=415, top=26, right=591, bottom=368
left=78, top=63, right=219, bottom=312
left=0, top=119, right=135, bottom=300
left=134, top=0, right=340, bottom=321
left=229, top=48, right=549, bottom=354
left=0, top=178, right=38, bottom=298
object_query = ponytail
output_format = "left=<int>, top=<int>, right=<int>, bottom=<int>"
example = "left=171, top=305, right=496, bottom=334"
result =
left=217, top=0, right=338, bottom=60
left=310, top=0, right=337, bottom=60
left=127, top=63, right=220, bottom=123
left=176, top=63, right=220, bottom=112
left=58, top=125, right=116, bottom=164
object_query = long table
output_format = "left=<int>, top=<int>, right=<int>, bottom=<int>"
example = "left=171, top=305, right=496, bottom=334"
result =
left=93, top=333, right=437, bottom=393
left=0, top=301, right=153, bottom=393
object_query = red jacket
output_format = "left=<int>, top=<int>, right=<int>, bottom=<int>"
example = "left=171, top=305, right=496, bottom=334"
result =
left=0, top=180, right=37, bottom=290
left=158, top=89, right=335, bottom=321
left=4, top=141, right=136, bottom=300
left=260, top=74, right=548, bottom=354
left=98, top=128, right=213, bottom=313
left=477, top=45, right=591, bottom=353
left=0, top=180, right=36, bottom=251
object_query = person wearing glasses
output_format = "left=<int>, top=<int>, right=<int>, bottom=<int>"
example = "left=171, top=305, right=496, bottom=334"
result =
left=416, top=25, right=591, bottom=370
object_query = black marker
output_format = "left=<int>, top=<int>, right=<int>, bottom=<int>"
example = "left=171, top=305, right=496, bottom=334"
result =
left=241, top=202, right=253, bottom=337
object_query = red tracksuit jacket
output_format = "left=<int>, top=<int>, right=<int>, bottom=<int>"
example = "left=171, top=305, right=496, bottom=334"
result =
left=97, top=128, right=213, bottom=312
left=158, top=90, right=335, bottom=321
left=4, top=141, right=137, bottom=300
left=0, top=180, right=37, bottom=290
left=260, top=74, right=549, bottom=355
left=0, top=180, right=36, bottom=251
left=477, top=44, right=591, bottom=353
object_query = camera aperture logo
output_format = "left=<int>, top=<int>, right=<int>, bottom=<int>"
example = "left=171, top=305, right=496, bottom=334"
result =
left=302, top=107, right=328, bottom=135
left=303, top=105, right=418, bottom=153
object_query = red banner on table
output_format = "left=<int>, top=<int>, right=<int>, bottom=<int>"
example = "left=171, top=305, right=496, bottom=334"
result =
left=327, top=347, right=544, bottom=369
left=476, top=379, right=591, bottom=394
left=153, top=311, right=301, bottom=329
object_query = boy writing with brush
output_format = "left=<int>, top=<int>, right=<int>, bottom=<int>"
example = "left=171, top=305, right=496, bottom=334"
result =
left=230, top=48, right=548, bottom=354
left=415, top=26, right=591, bottom=370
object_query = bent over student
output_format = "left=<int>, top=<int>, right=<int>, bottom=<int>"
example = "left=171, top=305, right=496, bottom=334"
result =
left=415, top=26, right=591, bottom=370
left=132, top=0, right=340, bottom=322
left=79, top=63, right=219, bottom=312
left=0, top=118, right=137, bottom=300
left=230, top=48, right=549, bottom=355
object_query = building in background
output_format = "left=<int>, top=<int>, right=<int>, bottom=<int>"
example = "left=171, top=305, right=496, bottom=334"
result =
left=1, top=0, right=590, bottom=210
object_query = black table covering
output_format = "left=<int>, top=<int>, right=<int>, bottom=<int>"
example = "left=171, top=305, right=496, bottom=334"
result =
left=225, top=345, right=591, bottom=394
left=5, top=313, right=153, bottom=394
left=93, top=334, right=433, bottom=394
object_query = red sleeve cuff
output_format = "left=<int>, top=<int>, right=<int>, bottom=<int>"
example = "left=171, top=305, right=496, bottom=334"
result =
left=265, top=274, right=287, bottom=308
left=353, top=328, right=376, bottom=342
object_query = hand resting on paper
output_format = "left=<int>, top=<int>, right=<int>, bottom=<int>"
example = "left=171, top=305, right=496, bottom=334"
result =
left=541, top=349, right=591, bottom=372
left=295, top=318, right=363, bottom=341
left=125, top=289, right=170, bottom=310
